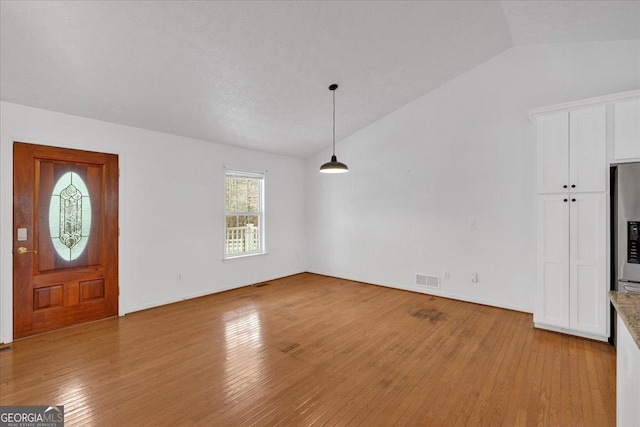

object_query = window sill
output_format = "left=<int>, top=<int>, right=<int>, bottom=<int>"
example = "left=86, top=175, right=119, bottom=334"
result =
left=222, top=252, right=268, bottom=262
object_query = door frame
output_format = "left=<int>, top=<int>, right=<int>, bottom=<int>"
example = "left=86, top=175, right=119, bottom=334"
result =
left=0, top=139, right=125, bottom=343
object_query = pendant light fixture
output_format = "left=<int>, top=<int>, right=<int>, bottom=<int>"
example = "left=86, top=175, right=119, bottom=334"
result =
left=319, top=84, right=349, bottom=174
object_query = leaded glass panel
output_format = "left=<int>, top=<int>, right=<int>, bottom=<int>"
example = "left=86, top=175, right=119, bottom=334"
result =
left=49, top=172, right=92, bottom=261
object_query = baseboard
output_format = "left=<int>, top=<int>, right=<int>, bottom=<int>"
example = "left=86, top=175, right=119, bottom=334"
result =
left=125, top=270, right=306, bottom=314
left=306, top=270, right=533, bottom=314
left=534, top=322, right=609, bottom=342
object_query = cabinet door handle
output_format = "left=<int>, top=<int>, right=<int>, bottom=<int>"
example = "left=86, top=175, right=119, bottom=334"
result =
left=564, top=199, right=568, bottom=202
left=572, top=198, right=576, bottom=202
left=571, top=184, right=576, bottom=188
left=563, top=185, right=568, bottom=188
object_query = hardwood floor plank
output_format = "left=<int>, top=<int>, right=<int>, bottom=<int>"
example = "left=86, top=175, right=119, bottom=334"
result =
left=449, top=306, right=518, bottom=426
left=485, top=312, right=530, bottom=426
left=0, top=273, right=616, bottom=426
left=499, top=313, right=535, bottom=427
left=568, top=336, right=586, bottom=426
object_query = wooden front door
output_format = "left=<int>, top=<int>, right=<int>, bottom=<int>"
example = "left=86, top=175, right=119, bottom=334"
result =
left=13, top=142, right=119, bottom=339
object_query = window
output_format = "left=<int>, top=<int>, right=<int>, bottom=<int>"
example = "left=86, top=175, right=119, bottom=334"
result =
left=225, top=170, right=265, bottom=258
left=49, top=171, right=92, bottom=261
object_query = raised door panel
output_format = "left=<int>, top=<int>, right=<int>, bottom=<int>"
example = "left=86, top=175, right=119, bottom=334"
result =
left=535, top=194, right=570, bottom=328
left=614, top=98, right=640, bottom=161
left=569, top=193, right=607, bottom=336
left=569, top=105, right=607, bottom=192
left=537, top=112, right=569, bottom=194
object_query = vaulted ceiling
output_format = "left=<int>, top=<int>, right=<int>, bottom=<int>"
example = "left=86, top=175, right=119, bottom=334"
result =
left=1, top=1, right=639, bottom=158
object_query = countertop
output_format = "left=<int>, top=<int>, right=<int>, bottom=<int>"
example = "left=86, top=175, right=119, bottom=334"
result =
left=610, top=291, right=640, bottom=349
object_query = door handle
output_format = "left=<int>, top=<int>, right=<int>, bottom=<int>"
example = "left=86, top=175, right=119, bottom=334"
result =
left=16, top=247, right=37, bottom=255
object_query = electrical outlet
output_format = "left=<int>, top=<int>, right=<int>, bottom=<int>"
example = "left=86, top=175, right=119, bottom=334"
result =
left=177, top=274, right=183, bottom=282
left=444, top=271, right=450, bottom=280
left=471, top=273, right=478, bottom=283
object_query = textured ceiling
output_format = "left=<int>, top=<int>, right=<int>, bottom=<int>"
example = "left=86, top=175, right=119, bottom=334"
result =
left=1, top=1, right=639, bottom=158
left=503, top=1, right=640, bottom=45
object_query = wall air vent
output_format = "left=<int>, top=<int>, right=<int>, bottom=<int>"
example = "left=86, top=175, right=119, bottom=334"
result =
left=416, top=274, right=440, bottom=290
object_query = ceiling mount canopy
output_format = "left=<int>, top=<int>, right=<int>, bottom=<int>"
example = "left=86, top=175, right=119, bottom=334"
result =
left=320, top=84, right=349, bottom=174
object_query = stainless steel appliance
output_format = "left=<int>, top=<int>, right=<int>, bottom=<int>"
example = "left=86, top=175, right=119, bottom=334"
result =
left=614, top=162, right=640, bottom=294
left=610, top=162, right=640, bottom=345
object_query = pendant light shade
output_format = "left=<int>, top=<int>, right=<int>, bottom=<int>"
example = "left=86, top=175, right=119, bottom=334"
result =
left=320, top=155, right=349, bottom=173
left=320, top=84, right=349, bottom=174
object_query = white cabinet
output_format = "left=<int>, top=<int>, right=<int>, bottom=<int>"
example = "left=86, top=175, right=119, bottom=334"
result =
left=617, top=315, right=640, bottom=427
left=570, top=106, right=607, bottom=192
left=536, top=106, right=606, bottom=194
left=534, top=103, right=608, bottom=340
left=530, top=91, right=640, bottom=340
left=535, top=195, right=570, bottom=328
left=568, top=193, right=607, bottom=335
left=537, top=112, right=569, bottom=194
left=535, top=193, right=607, bottom=336
left=614, top=98, right=640, bottom=161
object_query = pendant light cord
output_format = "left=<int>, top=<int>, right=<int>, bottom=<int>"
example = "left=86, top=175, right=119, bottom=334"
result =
left=319, top=83, right=348, bottom=173
left=332, top=88, right=336, bottom=157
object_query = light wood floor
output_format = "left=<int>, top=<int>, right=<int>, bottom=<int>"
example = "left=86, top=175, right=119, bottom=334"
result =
left=1, top=273, right=615, bottom=426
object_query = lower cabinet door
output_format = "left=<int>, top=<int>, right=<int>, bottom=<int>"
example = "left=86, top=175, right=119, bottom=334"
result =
left=569, top=193, right=607, bottom=336
left=535, top=194, right=570, bottom=328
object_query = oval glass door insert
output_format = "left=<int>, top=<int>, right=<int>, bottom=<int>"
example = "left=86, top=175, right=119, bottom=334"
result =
left=49, top=172, right=91, bottom=261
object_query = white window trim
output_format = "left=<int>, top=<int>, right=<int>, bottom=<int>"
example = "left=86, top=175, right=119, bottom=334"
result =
left=223, top=168, right=266, bottom=260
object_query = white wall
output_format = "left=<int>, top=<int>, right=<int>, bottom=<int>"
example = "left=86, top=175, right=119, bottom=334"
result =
left=2, top=39, right=639, bottom=343
left=0, top=102, right=306, bottom=342
left=305, top=40, right=640, bottom=312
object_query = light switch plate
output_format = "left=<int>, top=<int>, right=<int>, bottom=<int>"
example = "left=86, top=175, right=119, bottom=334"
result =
left=17, top=228, right=27, bottom=241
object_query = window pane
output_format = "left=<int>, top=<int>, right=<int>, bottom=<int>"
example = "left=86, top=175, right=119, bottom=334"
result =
left=226, top=176, right=261, bottom=214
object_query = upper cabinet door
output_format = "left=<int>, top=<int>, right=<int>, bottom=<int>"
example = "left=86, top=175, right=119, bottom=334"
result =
left=614, top=98, right=640, bottom=161
left=569, top=105, right=607, bottom=193
left=537, top=112, right=569, bottom=194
